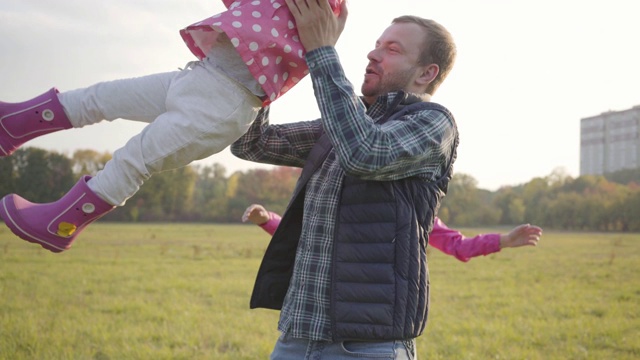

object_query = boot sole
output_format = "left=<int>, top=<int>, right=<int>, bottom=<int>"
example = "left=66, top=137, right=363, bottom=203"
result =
left=0, top=196, right=66, bottom=253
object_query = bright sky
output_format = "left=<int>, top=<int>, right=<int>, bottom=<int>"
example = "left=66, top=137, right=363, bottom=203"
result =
left=2, top=0, right=639, bottom=190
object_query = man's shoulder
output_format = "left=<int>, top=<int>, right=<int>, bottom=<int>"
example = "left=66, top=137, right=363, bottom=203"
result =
left=377, top=91, right=455, bottom=121
left=386, top=100, right=455, bottom=126
left=406, top=101, right=451, bottom=115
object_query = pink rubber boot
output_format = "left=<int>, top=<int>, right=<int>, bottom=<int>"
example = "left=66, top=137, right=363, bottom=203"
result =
left=0, top=175, right=115, bottom=253
left=0, top=88, right=72, bottom=157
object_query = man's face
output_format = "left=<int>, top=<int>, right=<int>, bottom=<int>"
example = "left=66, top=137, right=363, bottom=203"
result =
left=361, top=22, right=427, bottom=104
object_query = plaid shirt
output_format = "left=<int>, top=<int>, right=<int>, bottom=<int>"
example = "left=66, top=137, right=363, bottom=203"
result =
left=231, top=46, right=457, bottom=341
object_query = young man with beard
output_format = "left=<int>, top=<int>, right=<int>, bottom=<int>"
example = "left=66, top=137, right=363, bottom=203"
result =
left=231, top=0, right=458, bottom=358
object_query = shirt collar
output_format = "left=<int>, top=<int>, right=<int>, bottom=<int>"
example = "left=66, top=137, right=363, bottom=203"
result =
left=364, top=91, right=432, bottom=116
left=366, top=91, right=431, bottom=106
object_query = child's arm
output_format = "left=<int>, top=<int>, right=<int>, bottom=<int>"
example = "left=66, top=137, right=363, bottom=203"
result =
left=428, top=218, right=503, bottom=262
left=260, top=212, right=282, bottom=236
left=428, top=218, right=542, bottom=262
left=242, top=204, right=282, bottom=236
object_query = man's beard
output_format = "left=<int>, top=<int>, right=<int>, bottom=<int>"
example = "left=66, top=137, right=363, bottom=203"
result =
left=361, top=66, right=418, bottom=98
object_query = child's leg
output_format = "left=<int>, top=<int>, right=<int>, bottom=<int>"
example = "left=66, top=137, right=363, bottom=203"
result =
left=59, top=71, right=178, bottom=127
left=88, top=61, right=262, bottom=205
left=0, top=88, right=72, bottom=156
left=0, top=72, right=177, bottom=157
left=0, top=63, right=261, bottom=252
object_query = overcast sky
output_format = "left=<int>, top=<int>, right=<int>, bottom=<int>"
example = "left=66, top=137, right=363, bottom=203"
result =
left=2, top=0, right=639, bottom=190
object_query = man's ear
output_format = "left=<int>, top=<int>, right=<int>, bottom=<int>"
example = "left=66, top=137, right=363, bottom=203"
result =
left=416, top=64, right=439, bottom=87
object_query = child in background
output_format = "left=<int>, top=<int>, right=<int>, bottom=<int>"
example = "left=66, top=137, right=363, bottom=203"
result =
left=242, top=204, right=543, bottom=262
left=0, top=0, right=345, bottom=253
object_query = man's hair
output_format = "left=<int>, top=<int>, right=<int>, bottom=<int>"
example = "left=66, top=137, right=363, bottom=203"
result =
left=392, top=16, right=457, bottom=95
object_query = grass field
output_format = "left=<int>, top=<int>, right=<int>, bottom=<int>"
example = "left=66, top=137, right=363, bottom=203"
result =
left=0, top=223, right=638, bottom=359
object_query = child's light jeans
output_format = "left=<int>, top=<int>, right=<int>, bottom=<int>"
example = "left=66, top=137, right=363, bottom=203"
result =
left=59, top=59, right=262, bottom=205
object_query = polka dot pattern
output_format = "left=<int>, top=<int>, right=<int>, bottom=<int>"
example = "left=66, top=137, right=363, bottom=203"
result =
left=180, top=0, right=343, bottom=106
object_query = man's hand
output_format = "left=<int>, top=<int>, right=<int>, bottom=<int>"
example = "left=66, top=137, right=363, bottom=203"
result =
left=285, top=0, right=348, bottom=51
left=499, top=224, right=543, bottom=249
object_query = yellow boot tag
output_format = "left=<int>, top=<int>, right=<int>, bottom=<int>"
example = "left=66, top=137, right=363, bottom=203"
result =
left=57, top=222, right=77, bottom=237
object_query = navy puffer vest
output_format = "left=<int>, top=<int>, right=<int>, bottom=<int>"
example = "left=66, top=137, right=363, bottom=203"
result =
left=331, top=174, right=443, bottom=340
left=250, top=95, right=458, bottom=341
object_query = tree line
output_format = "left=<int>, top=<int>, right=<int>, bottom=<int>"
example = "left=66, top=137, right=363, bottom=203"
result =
left=1, top=148, right=638, bottom=231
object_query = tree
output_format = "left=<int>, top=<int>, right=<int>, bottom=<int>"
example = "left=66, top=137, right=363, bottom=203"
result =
left=229, top=166, right=300, bottom=222
left=520, top=177, right=550, bottom=225
left=72, top=149, right=111, bottom=176
left=11, top=148, right=74, bottom=202
left=615, top=188, right=640, bottom=231
left=439, top=173, right=500, bottom=226
left=0, top=157, right=14, bottom=196
left=604, top=167, right=640, bottom=186
left=47, top=152, right=75, bottom=199
left=546, top=167, right=572, bottom=188
left=191, top=164, right=229, bottom=221
left=493, top=187, right=524, bottom=225
left=2, top=147, right=637, bottom=230
left=120, top=165, right=198, bottom=221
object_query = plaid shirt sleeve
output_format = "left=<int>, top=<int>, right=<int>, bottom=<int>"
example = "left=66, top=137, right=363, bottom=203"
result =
left=306, top=47, right=457, bottom=181
left=230, top=107, right=324, bottom=168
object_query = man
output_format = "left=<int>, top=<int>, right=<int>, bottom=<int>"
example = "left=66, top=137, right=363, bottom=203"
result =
left=231, top=0, right=458, bottom=358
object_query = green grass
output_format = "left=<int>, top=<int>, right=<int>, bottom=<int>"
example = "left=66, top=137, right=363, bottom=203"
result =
left=0, top=224, right=638, bottom=359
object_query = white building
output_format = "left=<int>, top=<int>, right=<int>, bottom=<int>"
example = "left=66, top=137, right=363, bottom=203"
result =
left=580, top=106, right=640, bottom=176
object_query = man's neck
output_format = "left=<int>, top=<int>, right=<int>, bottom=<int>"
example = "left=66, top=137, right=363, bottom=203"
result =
left=363, top=96, right=376, bottom=107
